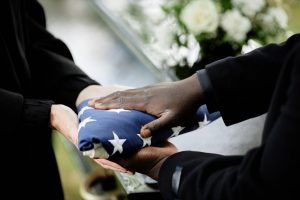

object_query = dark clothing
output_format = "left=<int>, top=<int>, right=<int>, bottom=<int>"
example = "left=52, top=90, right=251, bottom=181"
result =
left=0, top=0, right=98, bottom=198
left=159, top=34, right=300, bottom=200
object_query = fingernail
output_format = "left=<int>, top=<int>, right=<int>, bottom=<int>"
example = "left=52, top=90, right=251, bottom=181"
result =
left=88, top=101, right=93, bottom=106
left=141, top=129, right=151, bottom=138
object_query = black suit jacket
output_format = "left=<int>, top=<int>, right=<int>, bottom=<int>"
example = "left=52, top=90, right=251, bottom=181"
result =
left=158, top=34, right=300, bottom=200
left=0, top=0, right=98, bottom=198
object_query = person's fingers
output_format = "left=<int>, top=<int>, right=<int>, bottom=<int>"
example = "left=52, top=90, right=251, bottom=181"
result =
left=95, top=159, right=133, bottom=174
left=109, top=156, right=130, bottom=169
left=97, top=162, right=120, bottom=172
left=88, top=92, right=119, bottom=107
left=95, top=159, right=124, bottom=172
left=109, top=150, right=152, bottom=173
left=95, top=97, right=147, bottom=112
left=88, top=90, right=132, bottom=107
left=110, top=142, right=177, bottom=174
left=140, top=112, right=174, bottom=137
left=88, top=98, right=98, bottom=107
left=89, top=88, right=148, bottom=108
left=90, top=93, right=148, bottom=112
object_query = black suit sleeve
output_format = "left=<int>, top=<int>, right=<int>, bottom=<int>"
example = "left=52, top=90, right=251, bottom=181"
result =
left=25, top=0, right=99, bottom=110
left=0, top=0, right=99, bottom=139
left=0, top=89, right=24, bottom=135
left=203, top=34, right=300, bottom=125
left=0, top=88, right=54, bottom=141
left=158, top=37, right=300, bottom=200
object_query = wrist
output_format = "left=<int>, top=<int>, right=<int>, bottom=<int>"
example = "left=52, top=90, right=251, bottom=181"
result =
left=50, top=104, right=59, bottom=129
left=179, top=73, right=204, bottom=105
left=148, top=157, right=169, bottom=180
left=76, top=85, right=102, bottom=106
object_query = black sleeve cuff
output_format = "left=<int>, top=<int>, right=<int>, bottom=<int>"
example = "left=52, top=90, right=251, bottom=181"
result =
left=158, top=152, right=185, bottom=200
left=58, top=79, right=99, bottom=112
left=196, top=69, right=218, bottom=113
left=22, top=99, right=54, bottom=129
left=158, top=151, right=225, bottom=200
left=158, top=151, right=212, bottom=200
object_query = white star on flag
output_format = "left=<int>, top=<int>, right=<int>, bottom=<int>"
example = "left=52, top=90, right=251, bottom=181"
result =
left=199, top=114, right=211, bottom=128
left=107, top=109, right=131, bottom=114
left=170, top=126, right=185, bottom=138
left=78, top=117, right=96, bottom=133
left=137, top=134, right=152, bottom=147
left=109, top=132, right=127, bottom=155
left=78, top=106, right=93, bottom=118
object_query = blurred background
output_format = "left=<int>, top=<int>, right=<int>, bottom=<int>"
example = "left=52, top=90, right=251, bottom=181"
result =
left=38, top=0, right=300, bottom=199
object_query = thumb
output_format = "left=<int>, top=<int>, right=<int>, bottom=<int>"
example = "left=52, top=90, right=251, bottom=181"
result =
left=141, top=113, right=173, bottom=138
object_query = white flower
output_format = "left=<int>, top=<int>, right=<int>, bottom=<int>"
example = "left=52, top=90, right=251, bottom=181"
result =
left=241, top=39, right=262, bottom=54
left=142, top=5, right=166, bottom=22
left=186, top=34, right=201, bottom=66
left=180, top=0, right=219, bottom=35
left=232, top=0, right=266, bottom=17
left=152, top=18, right=177, bottom=49
left=221, top=9, right=251, bottom=43
left=259, top=7, right=288, bottom=33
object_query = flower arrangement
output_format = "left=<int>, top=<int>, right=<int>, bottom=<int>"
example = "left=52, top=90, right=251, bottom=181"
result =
left=105, top=0, right=290, bottom=80
left=162, top=0, right=290, bottom=79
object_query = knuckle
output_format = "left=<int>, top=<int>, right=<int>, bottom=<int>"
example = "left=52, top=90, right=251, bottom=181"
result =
left=150, top=121, right=160, bottom=131
left=118, top=97, right=125, bottom=107
left=142, top=89, right=151, bottom=99
left=94, top=99, right=101, bottom=104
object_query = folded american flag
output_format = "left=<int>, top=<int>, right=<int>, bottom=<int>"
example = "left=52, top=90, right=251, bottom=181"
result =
left=77, top=99, right=220, bottom=159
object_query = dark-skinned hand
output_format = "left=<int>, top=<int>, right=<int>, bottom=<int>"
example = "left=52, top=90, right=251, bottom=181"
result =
left=89, top=74, right=204, bottom=137
left=95, top=141, right=177, bottom=180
